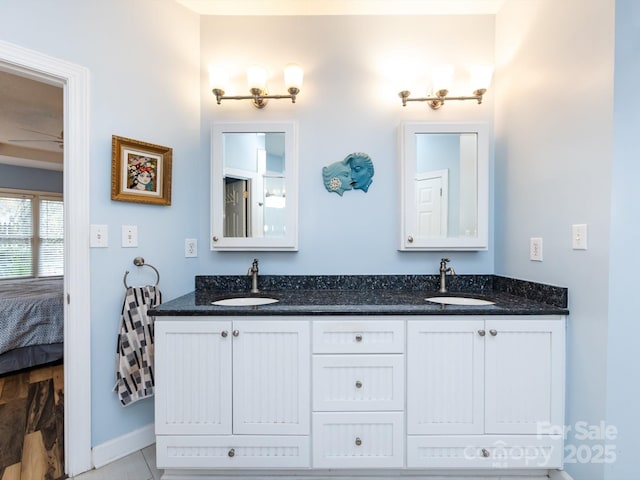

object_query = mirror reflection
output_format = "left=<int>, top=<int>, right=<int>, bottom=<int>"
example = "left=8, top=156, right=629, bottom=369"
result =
left=222, top=132, right=286, bottom=238
left=211, top=121, right=297, bottom=251
left=414, top=133, right=478, bottom=239
left=399, top=122, right=488, bottom=251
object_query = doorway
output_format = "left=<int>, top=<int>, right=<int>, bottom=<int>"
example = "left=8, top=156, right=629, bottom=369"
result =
left=0, top=40, right=92, bottom=476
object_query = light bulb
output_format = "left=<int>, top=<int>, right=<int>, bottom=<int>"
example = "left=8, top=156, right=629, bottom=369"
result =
left=431, top=64, right=454, bottom=95
left=247, top=65, right=267, bottom=92
left=284, top=63, right=303, bottom=91
left=470, top=64, right=494, bottom=92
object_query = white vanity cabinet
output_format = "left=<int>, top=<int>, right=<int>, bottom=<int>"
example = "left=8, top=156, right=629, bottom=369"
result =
left=406, top=316, right=565, bottom=469
left=154, top=317, right=310, bottom=469
left=154, top=314, right=565, bottom=477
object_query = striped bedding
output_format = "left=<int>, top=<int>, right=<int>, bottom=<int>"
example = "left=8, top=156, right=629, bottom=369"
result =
left=0, top=277, right=64, bottom=360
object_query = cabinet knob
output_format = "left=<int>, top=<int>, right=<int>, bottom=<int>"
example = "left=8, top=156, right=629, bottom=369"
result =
left=482, top=448, right=490, bottom=458
left=407, top=235, right=414, bottom=243
left=478, top=329, right=486, bottom=336
left=355, top=380, right=363, bottom=389
left=489, top=329, right=498, bottom=336
left=233, top=330, right=239, bottom=337
left=355, top=437, right=362, bottom=446
left=355, top=334, right=363, bottom=342
left=221, top=330, right=228, bottom=338
left=213, top=236, right=219, bottom=242
left=228, top=448, right=235, bottom=457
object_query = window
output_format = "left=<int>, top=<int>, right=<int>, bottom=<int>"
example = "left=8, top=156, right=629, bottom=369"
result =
left=0, top=190, right=63, bottom=279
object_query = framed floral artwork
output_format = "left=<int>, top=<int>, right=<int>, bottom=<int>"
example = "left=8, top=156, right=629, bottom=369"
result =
left=111, top=135, right=172, bottom=205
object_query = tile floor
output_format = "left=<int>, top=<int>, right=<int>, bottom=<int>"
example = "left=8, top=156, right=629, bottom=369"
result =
left=69, top=444, right=161, bottom=480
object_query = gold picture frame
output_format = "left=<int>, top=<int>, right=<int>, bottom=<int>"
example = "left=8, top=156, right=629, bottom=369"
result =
left=111, top=135, right=172, bottom=205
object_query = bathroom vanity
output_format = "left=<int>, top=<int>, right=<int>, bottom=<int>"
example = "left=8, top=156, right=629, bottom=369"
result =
left=150, top=275, right=568, bottom=479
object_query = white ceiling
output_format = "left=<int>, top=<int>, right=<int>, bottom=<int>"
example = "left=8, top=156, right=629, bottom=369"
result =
left=175, top=0, right=506, bottom=15
left=0, top=70, right=63, bottom=171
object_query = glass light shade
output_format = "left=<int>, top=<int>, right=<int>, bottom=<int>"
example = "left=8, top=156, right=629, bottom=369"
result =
left=247, top=65, right=267, bottom=91
left=208, top=66, right=229, bottom=91
left=431, top=64, right=454, bottom=94
left=470, top=64, right=494, bottom=91
left=284, top=63, right=303, bottom=91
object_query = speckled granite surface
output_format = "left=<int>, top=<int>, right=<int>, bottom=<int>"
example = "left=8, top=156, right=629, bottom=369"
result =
left=149, top=274, right=568, bottom=317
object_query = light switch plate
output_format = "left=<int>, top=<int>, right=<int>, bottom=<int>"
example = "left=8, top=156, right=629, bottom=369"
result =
left=572, top=224, right=588, bottom=250
left=90, top=224, right=108, bottom=248
left=122, top=225, right=138, bottom=248
left=530, top=237, right=543, bottom=261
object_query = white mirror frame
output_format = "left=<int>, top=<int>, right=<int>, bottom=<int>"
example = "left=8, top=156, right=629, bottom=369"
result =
left=399, top=122, right=489, bottom=251
left=211, top=121, right=298, bottom=251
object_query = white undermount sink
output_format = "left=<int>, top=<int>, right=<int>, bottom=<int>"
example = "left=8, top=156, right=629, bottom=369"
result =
left=212, top=297, right=280, bottom=307
left=426, top=296, right=495, bottom=306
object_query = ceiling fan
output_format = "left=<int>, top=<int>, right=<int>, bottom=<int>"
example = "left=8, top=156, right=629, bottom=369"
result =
left=9, top=128, right=64, bottom=149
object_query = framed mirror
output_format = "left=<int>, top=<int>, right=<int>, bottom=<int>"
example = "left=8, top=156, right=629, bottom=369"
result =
left=211, top=122, right=298, bottom=250
left=399, top=122, right=488, bottom=250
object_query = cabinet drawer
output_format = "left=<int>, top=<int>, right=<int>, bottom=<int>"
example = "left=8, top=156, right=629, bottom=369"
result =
left=313, top=412, right=404, bottom=468
left=313, top=355, right=404, bottom=411
left=312, top=319, right=405, bottom=353
left=156, top=435, right=310, bottom=469
left=407, top=435, right=563, bottom=469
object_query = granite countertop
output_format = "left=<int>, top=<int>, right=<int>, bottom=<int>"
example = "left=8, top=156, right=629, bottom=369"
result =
left=150, top=274, right=569, bottom=317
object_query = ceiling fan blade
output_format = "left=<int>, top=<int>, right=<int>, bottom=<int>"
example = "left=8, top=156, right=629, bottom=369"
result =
left=9, top=139, right=63, bottom=143
left=17, top=127, right=63, bottom=139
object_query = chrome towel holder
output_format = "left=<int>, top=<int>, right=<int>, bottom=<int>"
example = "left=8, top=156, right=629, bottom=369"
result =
left=123, top=256, right=160, bottom=288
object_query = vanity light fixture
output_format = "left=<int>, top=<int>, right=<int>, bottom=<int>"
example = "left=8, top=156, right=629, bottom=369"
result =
left=399, top=64, right=493, bottom=110
left=210, top=64, right=303, bottom=109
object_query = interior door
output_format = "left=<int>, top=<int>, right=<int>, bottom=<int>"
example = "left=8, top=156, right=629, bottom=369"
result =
left=224, top=177, right=249, bottom=237
left=415, top=170, right=448, bottom=238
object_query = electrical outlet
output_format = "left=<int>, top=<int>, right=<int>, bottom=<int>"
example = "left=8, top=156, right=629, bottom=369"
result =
left=572, top=224, right=588, bottom=250
left=530, top=237, right=543, bottom=261
left=185, top=238, right=197, bottom=257
left=122, top=225, right=138, bottom=248
left=90, top=224, right=108, bottom=247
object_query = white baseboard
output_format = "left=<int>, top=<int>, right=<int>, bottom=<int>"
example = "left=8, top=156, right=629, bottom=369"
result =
left=549, top=470, right=574, bottom=480
left=91, top=423, right=155, bottom=469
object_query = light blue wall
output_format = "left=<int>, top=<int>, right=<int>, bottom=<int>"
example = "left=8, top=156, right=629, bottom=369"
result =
left=0, top=164, right=63, bottom=192
left=495, top=1, right=615, bottom=479
left=200, top=15, right=496, bottom=276
left=0, top=0, right=201, bottom=446
left=605, top=1, right=640, bottom=478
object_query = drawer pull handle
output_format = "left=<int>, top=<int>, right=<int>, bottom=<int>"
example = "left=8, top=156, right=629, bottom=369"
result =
left=355, top=380, right=363, bottom=389
left=482, top=448, right=490, bottom=458
left=355, top=437, right=362, bottom=446
left=228, top=448, right=235, bottom=457
left=478, top=329, right=486, bottom=336
left=355, top=334, right=363, bottom=342
left=233, top=330, right=240, bottom=337
left=221, top=330, right=228, bottom=338
left=489, top=329, right=498, bottom=336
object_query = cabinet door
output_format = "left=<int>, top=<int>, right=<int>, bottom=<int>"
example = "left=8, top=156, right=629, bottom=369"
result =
left=484, top=318, right=565, bottom=434
left=407, top=319, right=484, bottom=435
left=155, top=319, right=232, bottom=435
left=232, top=319, right=310, bottom=435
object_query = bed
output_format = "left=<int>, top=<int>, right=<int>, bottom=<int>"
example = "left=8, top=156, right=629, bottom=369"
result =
left=0, top=277, right=64, bottom=375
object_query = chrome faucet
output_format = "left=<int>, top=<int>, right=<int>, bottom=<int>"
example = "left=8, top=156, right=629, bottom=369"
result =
left=248, top=258, right=260, bottom=294
left=438, top=258, right=455, bottom=293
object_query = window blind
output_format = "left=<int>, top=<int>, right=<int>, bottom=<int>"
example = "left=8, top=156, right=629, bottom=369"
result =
left=0, top=194, right=33, bottom=278
left=39, top=198, right=64, bottom=276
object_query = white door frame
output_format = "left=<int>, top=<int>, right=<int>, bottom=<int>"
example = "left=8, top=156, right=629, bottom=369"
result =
left=0, top=40, right=92, bottom=476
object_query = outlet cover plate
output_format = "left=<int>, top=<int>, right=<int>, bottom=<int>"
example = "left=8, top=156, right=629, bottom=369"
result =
left=530, top=237, right=543, bottom=261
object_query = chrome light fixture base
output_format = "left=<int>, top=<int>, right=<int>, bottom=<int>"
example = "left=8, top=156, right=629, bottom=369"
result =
left=399, top=88, right=486, bottom=110
left=211, top=86, right=300, bottom=109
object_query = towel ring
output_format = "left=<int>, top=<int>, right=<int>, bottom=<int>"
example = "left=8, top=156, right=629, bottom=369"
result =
left=123, top=256, right=160, bottom=288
